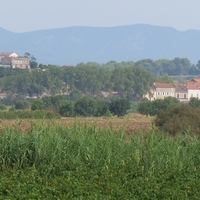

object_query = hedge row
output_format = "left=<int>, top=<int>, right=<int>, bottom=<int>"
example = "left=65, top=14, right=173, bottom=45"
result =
left=0, top=110, right=60, bottom=119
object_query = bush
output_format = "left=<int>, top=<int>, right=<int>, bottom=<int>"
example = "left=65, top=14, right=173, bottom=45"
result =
left=189, top=97, right=200, bottom=108
left=67, top=88, right=83, bottom=101
left=138, top=97, right=180, bottom=116
left=31, top=99, right=45, bottom=110
left=15, top=100, right=30, bottom=110
left=0, top=103, right=7, bottom=110
left=137, top=99, right=152, bottom=116
left=0, top=111, right=18, bottom=119
left=155, top=104, right=200, bottom=135
left=59, top=101, right=74, bottom=117
left=74, top=97, right=108, bottom=117
left=109, top=98, right=130, bottom=117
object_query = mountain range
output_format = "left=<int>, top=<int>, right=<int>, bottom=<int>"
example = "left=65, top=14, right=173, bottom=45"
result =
left=0, top=24, right=200, bottom=65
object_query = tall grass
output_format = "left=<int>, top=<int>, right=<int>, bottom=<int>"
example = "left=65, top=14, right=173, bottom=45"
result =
left=0, top=121, right=200, bottom=173
left=0, top=122, right=200, bottom=198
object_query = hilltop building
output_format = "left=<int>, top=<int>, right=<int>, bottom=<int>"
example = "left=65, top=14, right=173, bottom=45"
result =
left=0, top=52, right=30, bottom=69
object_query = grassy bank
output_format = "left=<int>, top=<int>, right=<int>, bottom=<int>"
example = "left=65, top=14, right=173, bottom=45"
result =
left=0, top=122, right=200, bottom=199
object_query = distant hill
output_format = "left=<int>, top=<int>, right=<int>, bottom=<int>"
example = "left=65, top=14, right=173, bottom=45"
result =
left=0, top=24, right=200, bottom=65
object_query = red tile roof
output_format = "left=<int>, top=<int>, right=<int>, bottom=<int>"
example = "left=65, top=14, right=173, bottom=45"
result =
left=192, top=78, right=200, bottom=82
left=185, top=83, right=200, bottom=90
left=175, top=85, right=187, bottom=93
left=0, top=52, right=12, bottom=56
left=153, top=82, right=175, bottom=88
left=184, top=79, right=200, bottom=90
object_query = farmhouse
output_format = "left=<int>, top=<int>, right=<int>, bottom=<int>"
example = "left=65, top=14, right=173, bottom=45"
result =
left=175, top=85, right=188, bottom=102
left=0, top=93, right=7, bottom=99
left=0, top=52, right=19, bottom=60
left=146, top=79, right=200, bottom=102
left=0, top=52, right=30, bottom=69
left=184, top=79, right=200, bottom=100
left=145, top=82, right=175, bottom=101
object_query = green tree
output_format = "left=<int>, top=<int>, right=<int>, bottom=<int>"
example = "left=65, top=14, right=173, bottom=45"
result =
left=67, top=88, right=83, bottom=101
left=59, top=101, right=74, bottom=117
left=0, top=103, right=6, bottom=110
left=111, top=67, right=134, bottom=98
left=155, top=104, right=200, bottom=135
left=138, top=97, right=180, bottom=116
left=109, top=98, right=130, bottom=117
left=135, top=59, right=156, bottom=74
left=24, top=52, right=38, bottom=69
left=152, top=97, right=180, bottom=116
left=189, top=97, right=200, bottom=108
left=15, top=100, right=30, bottom=110
left=132, top=67, right=154, bottom=99
left=74, top=97, right=108, bottom=117
left=31, top=99, right=45, bottom=110
left=137, top=100, right=153, bottom=116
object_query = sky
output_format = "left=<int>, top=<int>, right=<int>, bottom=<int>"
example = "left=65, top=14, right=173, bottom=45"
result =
left=1, top=0, right=200, bottom=33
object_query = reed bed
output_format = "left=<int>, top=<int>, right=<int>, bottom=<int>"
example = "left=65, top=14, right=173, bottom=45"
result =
left=0, top=120, right=200, bottom=199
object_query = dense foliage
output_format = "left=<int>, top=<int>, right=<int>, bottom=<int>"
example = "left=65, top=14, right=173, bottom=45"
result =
left=0, top=65, right=154, bottom=100
left=137, top=97, right=180, bottom=116
left=109, top=98, right=130, bottom=117
left=189, top=97, right=200, bottom=108
left=0, top=58, right=187, bottom=101
left=74, top=97, right=109, bottom=117
left=78, top=57, right=200, bottom=76
left=30, top=96, right=130, bottom=117
left=15, top=100, right=30, bottom=110
left=0, top=123, right=200, bottom=198
left=155, top=104, right=200, bottom=135
left=1, top=57, right=200, bottom=106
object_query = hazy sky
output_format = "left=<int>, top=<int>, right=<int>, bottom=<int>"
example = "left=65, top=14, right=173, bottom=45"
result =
left=1, top=0, right=200, bottom=33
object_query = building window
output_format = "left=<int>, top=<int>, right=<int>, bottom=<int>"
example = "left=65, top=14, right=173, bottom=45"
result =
left=197, top=94, right=199, bottom=98
left=163, top=92, right=165, bottom=95
left=157, top=92, right=160, bottom=95
left=184, top=94, right=187, bottom=99
left=177, top=94, right=179, bottom=98
left=191, top=94, right=193, bottom=97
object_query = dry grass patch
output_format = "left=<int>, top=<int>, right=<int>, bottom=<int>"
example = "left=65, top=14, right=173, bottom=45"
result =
left=0, top=114, right=152, bottom=135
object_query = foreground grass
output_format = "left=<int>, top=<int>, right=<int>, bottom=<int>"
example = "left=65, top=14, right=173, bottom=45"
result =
left=0, top=122, right=200, bottom=199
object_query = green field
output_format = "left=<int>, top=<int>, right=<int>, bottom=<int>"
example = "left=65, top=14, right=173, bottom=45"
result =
left=0, top=120, right=200, bottom=199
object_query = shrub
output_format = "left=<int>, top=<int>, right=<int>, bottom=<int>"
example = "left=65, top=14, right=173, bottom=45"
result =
left=137, top=99, right=152, bottom=116
left=59, top=101, right=74, bottom=117
left=74, top=97, right=108, bottom=117
left=31, top=99, right=45, bottom=110
left=0, top=111, right=17, bottom=119
left=138, top=97, right=180, bottom=116
left=67, top=88, right=83, bottom=101
left=15, top=100, right=30, bottom=110
left=109, top=98, right=130, bottom=117
left=0, top=103, right=7, bottom=110
left=189, top=97, right=200, bottom=108
left=155, top=104, right=200, bottom=135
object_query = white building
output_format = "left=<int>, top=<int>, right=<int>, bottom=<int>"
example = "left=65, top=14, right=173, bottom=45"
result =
left=184, top=79, right=200, bottom=100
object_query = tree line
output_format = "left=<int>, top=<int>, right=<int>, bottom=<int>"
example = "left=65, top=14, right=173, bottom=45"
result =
left=0, top=65, right=154, bottom=100
left=6, top=96, right=130, bottom=118
left=77, top=57, right=200, bottom=76
left=1, top=56, right=200, bottom=100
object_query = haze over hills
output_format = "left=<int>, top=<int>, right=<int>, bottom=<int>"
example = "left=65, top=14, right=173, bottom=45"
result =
left=0, top=24, right=200, bottom=65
